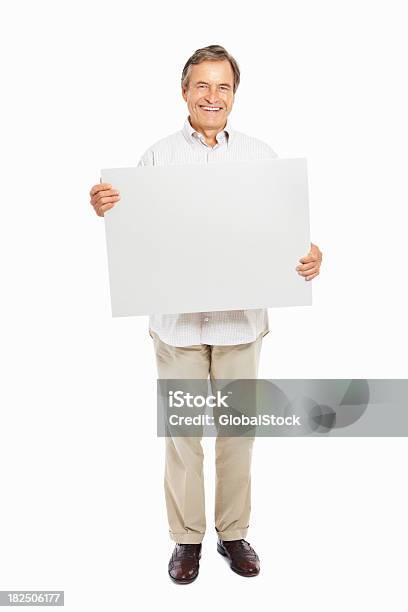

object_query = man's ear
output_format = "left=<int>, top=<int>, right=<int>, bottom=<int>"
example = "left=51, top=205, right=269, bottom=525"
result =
left=181, top=86, right=187, bottom=102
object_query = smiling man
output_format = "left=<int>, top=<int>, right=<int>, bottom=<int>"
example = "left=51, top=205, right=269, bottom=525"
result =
left=183, top=57, right=234, bottom=145
left=89, top=44, right=322, bottom=584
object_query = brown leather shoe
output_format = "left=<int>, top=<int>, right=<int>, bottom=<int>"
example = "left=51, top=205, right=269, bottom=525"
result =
left=168, top=543, right=202, bottom=584
left=217, top=539, right=260, bottom=576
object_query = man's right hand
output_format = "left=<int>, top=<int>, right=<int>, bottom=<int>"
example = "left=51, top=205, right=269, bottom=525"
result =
left=89, top=183, right=121, bottom=217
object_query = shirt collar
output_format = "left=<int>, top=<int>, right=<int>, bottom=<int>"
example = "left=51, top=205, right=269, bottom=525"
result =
left=182, top=115, right=234, bottom=147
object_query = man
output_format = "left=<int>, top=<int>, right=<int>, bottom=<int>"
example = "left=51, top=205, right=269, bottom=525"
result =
left=89, top=45, right=323, bottom=583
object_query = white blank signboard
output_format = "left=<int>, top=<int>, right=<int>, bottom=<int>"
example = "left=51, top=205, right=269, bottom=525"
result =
left=101, top=158, right=312, bottom=317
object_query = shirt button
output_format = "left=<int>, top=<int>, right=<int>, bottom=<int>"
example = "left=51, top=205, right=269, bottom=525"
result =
left=204, top=317, right=209, bottom=322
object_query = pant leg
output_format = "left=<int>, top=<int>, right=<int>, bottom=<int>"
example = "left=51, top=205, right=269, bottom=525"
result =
left=150, top=330, right=210, bottom=544
left=210, top=333, right=263, bottom=541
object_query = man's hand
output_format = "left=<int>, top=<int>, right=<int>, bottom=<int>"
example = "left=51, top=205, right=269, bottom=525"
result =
left=296, top=242, right=323, bottom=281
left=89, top=182, right=121, bottom=217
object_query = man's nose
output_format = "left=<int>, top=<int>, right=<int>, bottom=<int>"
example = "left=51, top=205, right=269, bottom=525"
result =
left=204, top=88, right=220, bottom=103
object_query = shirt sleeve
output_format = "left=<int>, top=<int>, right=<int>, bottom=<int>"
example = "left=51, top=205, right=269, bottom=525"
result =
left=265, top=144, right=278, bottom=158
left=137, top=148, right=154, bottom=167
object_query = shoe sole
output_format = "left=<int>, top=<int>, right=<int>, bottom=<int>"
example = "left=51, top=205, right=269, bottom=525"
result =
left=217, top=544, right=260, bottom=577
left=168, top=571, right=199, bottom=584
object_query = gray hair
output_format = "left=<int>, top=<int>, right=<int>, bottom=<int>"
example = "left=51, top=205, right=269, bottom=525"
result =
left=181, top=45, right=240, bottom=94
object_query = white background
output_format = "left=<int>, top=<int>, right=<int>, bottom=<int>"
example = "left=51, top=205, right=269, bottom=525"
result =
left=1, top=0, right=407, bottom=610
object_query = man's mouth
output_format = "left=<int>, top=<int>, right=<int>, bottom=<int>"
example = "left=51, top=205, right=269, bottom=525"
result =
left=199, top=106, right=223, bottom=113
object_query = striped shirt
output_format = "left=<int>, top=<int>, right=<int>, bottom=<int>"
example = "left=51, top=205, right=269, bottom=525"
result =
left=137, top=115, right=278, bottom=347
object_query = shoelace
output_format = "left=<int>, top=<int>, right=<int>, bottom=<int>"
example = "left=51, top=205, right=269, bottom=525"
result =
left=225, top=539, right=252, bottom=551
left=175, top=544, right=200, bottom=558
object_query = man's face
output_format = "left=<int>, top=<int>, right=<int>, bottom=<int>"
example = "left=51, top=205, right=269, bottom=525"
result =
left=182, top=60, right=235, bottom=130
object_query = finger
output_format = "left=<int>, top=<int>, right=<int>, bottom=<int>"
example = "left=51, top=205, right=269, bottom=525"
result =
left=298, top=266, right=319, bottom=277
left=94, top=197, right=118, bottom=211
left=304, top=271, right=319, bottom=281
left=296, top=261, right=316, bottom=273
left=98, top=202, right=116, bottom=216
left=93, top=200, right=113, bottom=213
left=311, top=247, right=323, bottom=261
left=299, top=255, right=319, bottom=264
left=90, top=183, right=112, bottom=197
left=92, top=189, right=119, bottom=203
left=91, top=189, right=120, bottom=204
left=92, top=195, right=120, bottom=208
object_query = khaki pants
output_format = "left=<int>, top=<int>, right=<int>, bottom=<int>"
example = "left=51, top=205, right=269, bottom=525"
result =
left=149, top=329, right=263, bottom=544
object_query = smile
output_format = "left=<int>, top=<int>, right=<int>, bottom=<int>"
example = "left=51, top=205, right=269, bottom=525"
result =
left=200, top=106, right=223, bottom=112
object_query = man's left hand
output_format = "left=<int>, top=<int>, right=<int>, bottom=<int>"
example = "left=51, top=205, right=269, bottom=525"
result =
left=296, top=243, right=323, bottom=281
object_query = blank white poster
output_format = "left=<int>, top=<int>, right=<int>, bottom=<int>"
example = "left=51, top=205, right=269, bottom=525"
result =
left=101, top=158, right=312, bottom=317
